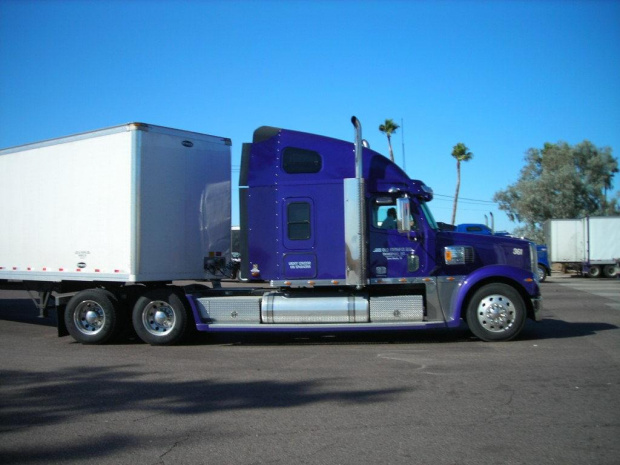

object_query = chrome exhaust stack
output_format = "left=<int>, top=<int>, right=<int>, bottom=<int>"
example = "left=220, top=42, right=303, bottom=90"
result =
left=344, top=116, right=368, bottom=288
left=351, top=116, right=363, bottom=179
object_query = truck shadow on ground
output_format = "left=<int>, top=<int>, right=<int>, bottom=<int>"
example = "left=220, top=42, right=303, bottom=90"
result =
left=204, top=317, right=618, bottom=346
left=0, top=299, right=57, bottom=327
left=0, top=365, right=406, bottom=464
left=518, top=318, right=617, bottom=340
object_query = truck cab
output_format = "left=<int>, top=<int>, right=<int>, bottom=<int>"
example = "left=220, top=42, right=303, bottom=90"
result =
left=235, top=119, right=542, bottom=341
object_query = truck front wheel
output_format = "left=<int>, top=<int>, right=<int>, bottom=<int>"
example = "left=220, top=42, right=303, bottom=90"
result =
left=132, top=289, right=191, bottom=346
left=64, top=289, right=123, bottom=344
left=466, top=284, right=526, bottom=342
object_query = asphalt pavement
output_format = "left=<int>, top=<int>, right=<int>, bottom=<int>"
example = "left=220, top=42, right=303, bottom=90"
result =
left=0, top=274, right=618, bottom=465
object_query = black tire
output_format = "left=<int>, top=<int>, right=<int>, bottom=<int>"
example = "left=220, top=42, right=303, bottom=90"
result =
left=132, top=288, right=191, bottom=346
left=537, top=264, right=547, bottom=283
left=466, top=283, right=527, bottom=342
left=64, top=289, right=123, bottom=344
left=587, top=265, right=601, bottom=278
left=603, top=265, right=618, bottom=278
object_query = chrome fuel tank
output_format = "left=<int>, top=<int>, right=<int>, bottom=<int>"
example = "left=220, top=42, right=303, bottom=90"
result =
left=262, top=292, right=369, bottom=324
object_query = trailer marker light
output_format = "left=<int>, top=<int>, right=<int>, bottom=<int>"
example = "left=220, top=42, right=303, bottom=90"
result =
left=76, top=269, right=81, bottom=272
left=59, top=268, right=64, bottom=271
left=95, top=269, right=101, bottom=272
left=13, top=267, right=18, bottom=270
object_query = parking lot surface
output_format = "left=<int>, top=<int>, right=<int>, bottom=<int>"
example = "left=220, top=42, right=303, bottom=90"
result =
left=0, top=274, right=619, bottom=464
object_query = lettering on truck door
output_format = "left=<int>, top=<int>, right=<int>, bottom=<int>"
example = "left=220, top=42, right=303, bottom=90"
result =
left=369, top=197, right=428, bottom=279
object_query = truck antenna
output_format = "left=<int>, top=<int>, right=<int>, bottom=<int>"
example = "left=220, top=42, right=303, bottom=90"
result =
left=401, top=117, right=406, bottom=173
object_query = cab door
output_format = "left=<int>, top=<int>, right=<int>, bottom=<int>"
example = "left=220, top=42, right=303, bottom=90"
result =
left=368, top=196, right=431, bottom=280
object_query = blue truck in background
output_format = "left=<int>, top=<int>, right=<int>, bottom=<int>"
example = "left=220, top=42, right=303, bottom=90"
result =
left=0, top=117, right=542, bottom=345
left=454, top=224, right=551, bottom=282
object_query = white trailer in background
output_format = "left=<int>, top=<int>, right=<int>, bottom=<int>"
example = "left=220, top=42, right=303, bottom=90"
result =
left=543, top=217, right=620, bottom=278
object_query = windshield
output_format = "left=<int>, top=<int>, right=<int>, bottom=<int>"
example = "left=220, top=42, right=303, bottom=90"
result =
left=420, top=202, right=438, bottom=230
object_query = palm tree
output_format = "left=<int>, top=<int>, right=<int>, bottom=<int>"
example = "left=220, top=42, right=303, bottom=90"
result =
left=451, top=142, right=473, bottom=224
left=379, top=119, right=400, bottom=162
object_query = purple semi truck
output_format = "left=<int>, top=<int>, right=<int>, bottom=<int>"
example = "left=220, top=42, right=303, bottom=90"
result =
left=0, top=117, right=542, bottom=345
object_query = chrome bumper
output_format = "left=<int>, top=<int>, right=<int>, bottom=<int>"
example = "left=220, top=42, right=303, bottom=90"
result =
left=531, top=297, right=543, bottom=321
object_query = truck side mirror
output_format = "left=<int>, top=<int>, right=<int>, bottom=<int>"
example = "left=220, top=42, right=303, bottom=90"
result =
left=396, top=197, right=411, bottom=233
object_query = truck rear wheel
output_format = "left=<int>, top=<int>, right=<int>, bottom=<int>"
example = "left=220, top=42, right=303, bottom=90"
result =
left=64, top=289, right=123, bottom=344
left=466, top=284, right=526, bottom=342
left=132, top=289, right=191, bottom=346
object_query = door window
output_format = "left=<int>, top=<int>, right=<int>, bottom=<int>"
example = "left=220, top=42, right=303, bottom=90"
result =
left=287, top=202, right=311, bottom=240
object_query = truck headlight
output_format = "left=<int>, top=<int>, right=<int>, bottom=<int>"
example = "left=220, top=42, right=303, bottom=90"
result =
left=530, top=242, right=538, bottom=278
left=444, top=246, right=474, bottom=265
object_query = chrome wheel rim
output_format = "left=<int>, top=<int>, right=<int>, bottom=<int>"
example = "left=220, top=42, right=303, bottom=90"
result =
left=476, top=294, right=515, bottom=333
left=74, top=300, right=105, bottom=335
left=142, top=300, right=176, bottom=336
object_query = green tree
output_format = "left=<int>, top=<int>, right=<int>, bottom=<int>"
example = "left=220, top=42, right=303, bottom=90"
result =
left=494, top=140, right=619, bottom=242
left=379, top=119, right=400, bottom=162
left=451, top=142, right=473, bottom=224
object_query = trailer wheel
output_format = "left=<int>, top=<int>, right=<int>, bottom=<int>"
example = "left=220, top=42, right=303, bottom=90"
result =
left=603, top=265, right=618, bottom=278
left=132, top=289, right=190, bottom=346
left=466, top=284, right=526, bottom=342
left=64, top=289, right=122, bottom=344
left=587, top=265, right=601, bottom=278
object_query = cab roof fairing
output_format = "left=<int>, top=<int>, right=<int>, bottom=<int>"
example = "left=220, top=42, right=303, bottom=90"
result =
left=247, top=126, right=433, bottom=201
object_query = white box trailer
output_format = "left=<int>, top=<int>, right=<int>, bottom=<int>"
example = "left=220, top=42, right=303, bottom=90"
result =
left=0, top=123, right=232, bottom=284
left=543, top=217, right=620, bottom=278
left=544, top=219, right=584, bottom=263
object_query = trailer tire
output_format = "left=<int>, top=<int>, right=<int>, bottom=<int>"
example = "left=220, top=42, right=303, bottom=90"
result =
left=64, top=289, right=123, bottom=344
left=603, top=265, right=618, bottom=278
left=587, top=265, right=601, bottom=278
left=132, top=289, right=191, bottom=346
left=466, top=284, right=526, bottom=342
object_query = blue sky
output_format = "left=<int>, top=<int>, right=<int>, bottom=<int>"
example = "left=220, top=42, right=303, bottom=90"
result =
left=1, top=0, right=619, bottom=232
